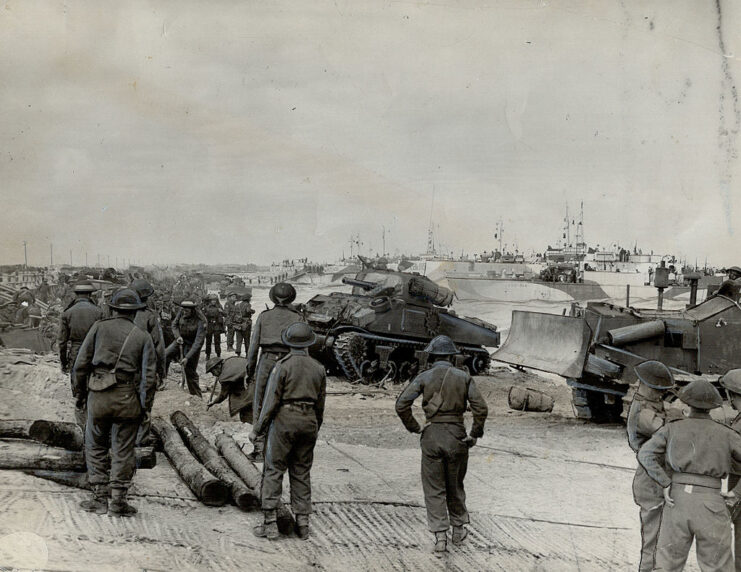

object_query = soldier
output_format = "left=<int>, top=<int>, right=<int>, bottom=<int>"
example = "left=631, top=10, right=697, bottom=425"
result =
left=249, top=322, right=326, bottom=540
left=245, top=282, right=300, bottom=461
left=626, top=360, right=675, bottom=572
left=73, top=288, right=157, bottom=517
left=130, top=279, right=166, bottom=445
left=395, top=335, right=488, bottom=554
left=203, top=294, right=225, bottom=360
left=205, top=355, right=252, bottom=421
left=223, top=292, right=239, bottom=352
left=234, top=289, right=254, bottom=358
left=168, top=300, right=206, bottom=397
left=639, top=379, right=741, bottom=571
left=720, top=369, right=741, bottom=572
left=58, top=281, right=103, bottom=430
left=717, top=266, right=741, bottom=299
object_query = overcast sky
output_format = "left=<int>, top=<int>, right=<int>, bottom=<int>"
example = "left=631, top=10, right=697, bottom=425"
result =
left=1, top=0, right=739, bottom=267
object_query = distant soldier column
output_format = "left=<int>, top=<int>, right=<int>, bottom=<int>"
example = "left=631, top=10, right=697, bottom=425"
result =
left=250, top=322, right=326, bottom=540
left=245, top=283, right=301, bottom=461
left=395, top=335, right=488, bottom=554
left=57, top=281, right=103, bottom=430
left=73, top=288, right=157, bottom=517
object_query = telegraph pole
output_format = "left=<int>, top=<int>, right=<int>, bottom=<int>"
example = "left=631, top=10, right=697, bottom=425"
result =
left=85, top=251, right=88, bottom=266
left=70, top=249, right=73, bottom=266
left=22, top=241, right=28, bottom=268
left=50, top=243, right=53, bottom=266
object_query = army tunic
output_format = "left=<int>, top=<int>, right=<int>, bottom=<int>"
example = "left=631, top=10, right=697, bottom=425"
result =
left=639, top=412, right=741, bottom=572
left=395, top=361, right=488, bottom=533
left=224, top=299, right=240, bottom=349
left=213, top=356, right=252, bottom=421
left=74, top=316, right=157, bottom=491
left=170, top=310, right=206, bottom=397
left=728, top=413, right=741, bottom=572
left=626, top=395, right=668, bottom=572
left=254, top=350, right=326, bottom=515
left=233, top=300, right=255, bottom=356
left=58, top=298, right=103, bottom=428
left=134, top=307, right=166, bottom=446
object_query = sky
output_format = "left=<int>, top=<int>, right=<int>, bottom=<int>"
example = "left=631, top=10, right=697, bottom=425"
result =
left=1, top=0, right=739, bottom=267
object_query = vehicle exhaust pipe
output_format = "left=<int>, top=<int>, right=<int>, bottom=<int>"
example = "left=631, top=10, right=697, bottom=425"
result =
left=606, top=320, right=665, bottom=347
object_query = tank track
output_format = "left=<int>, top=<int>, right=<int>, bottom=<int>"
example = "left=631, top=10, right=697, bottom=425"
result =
left=332, top=332, right=365, bottom=382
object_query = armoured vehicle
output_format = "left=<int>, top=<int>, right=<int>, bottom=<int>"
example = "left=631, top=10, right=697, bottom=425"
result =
left=302, top=268, right=500, bottom=383
left=492, top=277, right=741, bottom=422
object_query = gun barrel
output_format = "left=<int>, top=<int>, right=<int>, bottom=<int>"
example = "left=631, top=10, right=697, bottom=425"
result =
left=341, top=277, right=377, bottom=290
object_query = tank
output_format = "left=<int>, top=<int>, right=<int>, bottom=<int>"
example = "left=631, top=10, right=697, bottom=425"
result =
left=302, top=268, right=500, bottom=384
left=492, top=281, right=741, bottom=422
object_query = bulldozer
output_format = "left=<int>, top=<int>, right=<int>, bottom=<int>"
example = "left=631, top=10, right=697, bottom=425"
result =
left=302, top=268, right=500, bottom=384
left=491, top=273, right=741, bottom=422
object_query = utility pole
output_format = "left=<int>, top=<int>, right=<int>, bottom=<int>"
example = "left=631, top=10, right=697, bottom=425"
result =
left=22, top=241, right=28, bottom=268
left=69, top=249, right=72, bottom=266
left=382, top=226, right=386, bottom=257
left=85, top=251, right=88, bottom=266
left=50, top=243, right=53, bottom=266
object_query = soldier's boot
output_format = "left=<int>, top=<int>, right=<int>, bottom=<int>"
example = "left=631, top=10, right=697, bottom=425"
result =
left=246, top=439, right=264, bottom=462
left=452, top=526, right=468, bottom=545
left=296, top=514, right=310, bottom=540
left=109, top=488, right=137, bottom=517
left=433, top=531, right=448, bottom=555
left=80, top=485, right=109, bottom=514
left=253, top=510, right=279, bottom=540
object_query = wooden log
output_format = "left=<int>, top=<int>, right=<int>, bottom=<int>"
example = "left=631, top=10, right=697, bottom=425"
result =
left=0, top=440, right=156, bottom=471
left=170, top=411, right=256, bottom=510
left=25, top=470, right=90, bottom=490
left=0, top=419, right=84, bottom=451
left=151, top=417, right=229, bottom=507
left=215, top=433, right=295, bottom=533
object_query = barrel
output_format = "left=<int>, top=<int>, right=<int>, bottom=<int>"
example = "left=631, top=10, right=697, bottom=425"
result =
left=408, top=277, right=454, bottom=307
left=607, top=320, right=665, bottom=347
left=508, top=386, right=555, bottom=413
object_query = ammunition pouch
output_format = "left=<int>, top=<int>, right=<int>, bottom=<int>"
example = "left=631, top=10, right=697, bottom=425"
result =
left=88, top=369, right=119, bottom=392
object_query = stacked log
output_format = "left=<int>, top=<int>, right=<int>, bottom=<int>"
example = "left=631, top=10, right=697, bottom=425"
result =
left=0, top=419, right=84, bottom=451
left=151, top=417, right=229, bottom=507
left=170, top=411, right=256, bottom=510
left=0, top=440, right=156, bottom=471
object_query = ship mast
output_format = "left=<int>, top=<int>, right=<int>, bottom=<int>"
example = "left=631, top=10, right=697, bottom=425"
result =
left=426, top=188, right=436, bottom=256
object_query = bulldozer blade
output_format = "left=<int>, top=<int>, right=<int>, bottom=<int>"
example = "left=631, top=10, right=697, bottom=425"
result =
left=491, top=311, right=591, bottom=378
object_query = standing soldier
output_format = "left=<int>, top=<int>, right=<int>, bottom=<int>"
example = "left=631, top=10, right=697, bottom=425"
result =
left=205, top=355, right=252, bottom=421
left=626, top=360, right=675, bottom=572
left=720, top=369, right=741, bottom=572
left=395, top=335, right=488, bottom=554
left=169, top=300, right=206, bottom=397
left=73, top=288, right=157, bottom=516
left=129, top=279, right=166, bottom=445
left=249, top=322, right=326, bottom=540
left=203, top=294, right=225, bottom=360
left=58, top=281, right=103, bottom=430
left=639, top=379, right=741, bottom=571
left=223, top=292, right=239, bottom=352
left=245, top=283, right=300, bottom=461
left=234, top=289, right=254, bottom=357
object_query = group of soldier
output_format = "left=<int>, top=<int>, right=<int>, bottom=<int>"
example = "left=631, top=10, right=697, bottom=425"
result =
left=629, top=361, right=741, bottom=571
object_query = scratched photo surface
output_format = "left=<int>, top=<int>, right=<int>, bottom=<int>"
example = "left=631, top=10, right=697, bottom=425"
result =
left=0, top=1, right=739, bottom=571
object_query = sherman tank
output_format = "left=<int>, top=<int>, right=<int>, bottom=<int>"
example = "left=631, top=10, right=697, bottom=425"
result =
left=492, top=274, right=741, bottom=422
left=302, top=268, right=500, bottom=384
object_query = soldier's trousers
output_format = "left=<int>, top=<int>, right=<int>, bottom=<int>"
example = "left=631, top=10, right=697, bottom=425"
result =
left=632, top=465, right=664, bottom=572
left=234, top=327, right=251, bottom=356
left=654, top=485, right=733, bottom=572
left=69, top=344, right=87, bottom=431
left=262, top=406, right=318, bottom=514
left=226, top=326, right=235, bottom=349
left=205, top=331, right=221, bottom=358
left=420, top=423, right=470, bottom=532
left=85, top=386, right=141, bottom=490
left=184, top=348, right=201, bottom=397
left=252, top=350, right=285, bottom=448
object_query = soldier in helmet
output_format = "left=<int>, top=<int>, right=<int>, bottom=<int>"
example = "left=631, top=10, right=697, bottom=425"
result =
left=223, top=292, right=240, bottom=352
left=73, top=288, right=157, bottom=517
left=626, top=360, right=676, bottom=572
left=245, top=282, right=301, bottom=461
left=639, top=379, right=741, bottom=571
left=58, top=281, right=103, bottom=429
left=717, top=266, right=741, bottom=299
left=129, top=279, right=166, bottom=445
left=203, top=293, right=225, bottom=361
left=205, top=355, right=252, bottom=421
left=234, top=289, right=254, bottom=357
left=168, top=300, right=206, bottom=397
left=720, top=369, right=741, bottom=571
left=249, top=322, right=326, bottom=540
left=395, top=335, right=488, bottom=555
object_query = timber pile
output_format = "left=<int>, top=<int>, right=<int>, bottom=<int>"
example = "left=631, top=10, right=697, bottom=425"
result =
left=0, top=419, right=84, bottom=450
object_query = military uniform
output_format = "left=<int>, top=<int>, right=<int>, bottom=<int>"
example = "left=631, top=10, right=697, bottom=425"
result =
left=59, top=296, right=103, bottom=429
left=224, top=297, right=240, bottom=351
left=627, top=394, right=668, bottom=572
left=169, top=308, right=206, bottom=396
left=639, top=381, right=741, bottom=572
left=204, top=302, right=224, bottom=360
left=396, top=357, right=488, bottom=540
left=234, top=299, right=255, bottom=357
left=74, top=310, right=156, bottom=511
left=253, top=324, right=326, bottom=539
left=133, top=306, right=166, bottom=445
left=207, top=356, right=252, bottom=421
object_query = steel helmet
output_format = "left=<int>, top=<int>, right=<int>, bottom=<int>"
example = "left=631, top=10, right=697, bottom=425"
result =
left=281, top=322, right=316, bottom=348
left=129, top=279, right=155, bottom=300
left=205, top=356, right=224, bottom=373
left=678, top=379, right=723, bottom=410
left=73, top=281, right=96, bottom=294
left=424, top=335, right=459, bottom=356
left=180, top=300, right=197, bottom=308
left=720, top=370, right=741, bottom=395
left=108, top=288, right=146, bottom=311
left=634, top=360, right=675, bottom=390
left=269, top=282, right=296, bottom=305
